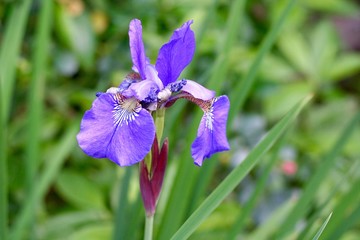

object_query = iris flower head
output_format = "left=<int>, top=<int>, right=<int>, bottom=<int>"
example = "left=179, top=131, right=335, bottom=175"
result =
left=77, top=19, right=230, bottom=167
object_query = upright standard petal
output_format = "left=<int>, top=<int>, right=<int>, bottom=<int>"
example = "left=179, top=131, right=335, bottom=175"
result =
left=129, top=19, right=147, bottom=79
left=191, top=95, right=230, bottom=166
left=77, top=93, right=155, bottom=166
left=155, top=20, right=195, bottom=86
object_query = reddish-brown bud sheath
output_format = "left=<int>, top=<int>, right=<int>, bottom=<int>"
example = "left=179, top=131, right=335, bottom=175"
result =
left=139, top=136, right=168, bottom=217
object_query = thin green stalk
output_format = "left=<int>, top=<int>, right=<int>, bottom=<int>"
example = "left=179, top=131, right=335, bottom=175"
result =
left=312, top=212, right=333, bottom=240
left=297, top=163, right=360, bottom=240
left=10, top=122, right=78, bottom=240
left=144, top=215, right=154, bottom=240
left=229, top=0, right=297, bottom=124
left=26, top=0, right=53, bottom=189
left=25, top=0, right=53, bottom=237
left=318, top=174, right=360, bottom=239
left=227, top=135, right=287, bottom=240
left=0, top=78, right=7, bottom=240
left=0, top=1, right=32, bottom=239
left=328, top=205, right=360, bottom=240
left=112, top=167, right=133, bottom=240
left=275, top=111, right=360, bottom=239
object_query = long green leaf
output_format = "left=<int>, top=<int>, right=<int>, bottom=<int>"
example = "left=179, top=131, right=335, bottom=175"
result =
left=274, top=111, right=360, bottom=239
left=0, top=1, right=32, bottom=239
left=112, top=167, right=133, bottom=240
left=10, top=122, right=78, bottom=240
left=25, top=0, right=53, bottom=237
left=318, top=175, right=360, bottom=239
left=312, top=212, right=333, bottom=240
left=327, top=205, right=360, bottom=240
left=171, top=96, right=312, bottom=240
left=226, top=135, right=287, bottom=240
left=26, top=0, right=53, bottom=188
left=297, top=163, right=360, bottom=240
left=228, top=0, right=297, bottom=124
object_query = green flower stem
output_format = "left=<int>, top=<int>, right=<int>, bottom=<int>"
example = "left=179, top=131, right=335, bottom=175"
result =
left=144, top=215, right=154, bottom=240
left=155, top=108, right=165, bottom=145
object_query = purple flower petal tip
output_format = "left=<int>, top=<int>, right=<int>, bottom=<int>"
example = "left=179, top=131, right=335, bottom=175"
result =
left=191, top=95, right=230, bottom=166
left=181, top=80, right=215, bottom=101
left=129, top=19, right=147, bottom=79
left=155, top=20, right=196, bottom=86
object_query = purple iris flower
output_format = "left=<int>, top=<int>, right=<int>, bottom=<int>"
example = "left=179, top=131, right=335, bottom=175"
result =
left=77, top=19, right=230, bottom=167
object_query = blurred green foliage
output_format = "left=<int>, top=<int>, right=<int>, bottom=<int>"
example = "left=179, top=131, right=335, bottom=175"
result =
left=1, top=0, right=360, bottom=239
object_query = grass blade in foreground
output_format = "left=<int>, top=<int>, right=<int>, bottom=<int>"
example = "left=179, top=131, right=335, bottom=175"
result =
left=112, top=167, right=133, bottom=240
left=229, top=0, right=296, bottom=124
left=25, top=1, right=53, bottom=237
left=226, top=136, right=287, bottom=240
left=171, top=96, right=312, bottom=240
left=275, top=111, right=360, bottom=239
left=10, top=122, right=78, bottom=240
left=312, top=212, right=333, bottom=240
left=0, top=1, right=32, bottom=238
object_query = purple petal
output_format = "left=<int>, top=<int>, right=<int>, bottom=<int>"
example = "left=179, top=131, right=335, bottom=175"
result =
left=77, top=93, right=155, bottom=166
left=125, top=79, right=159, bottom=101
left=191, top=95, right=230, bottom=166
left=145, top=64, right=164, bottom=89
left=129, top=19, right=147, bottom=79
left=155, top=20, right=195, bottom=86
left=180, top=80, right=215, bottom=100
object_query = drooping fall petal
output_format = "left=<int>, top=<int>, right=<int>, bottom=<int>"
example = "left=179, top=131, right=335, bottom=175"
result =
left=191, top=95, right=230, bottom=166
left=77, top=93, right=155, bottom=166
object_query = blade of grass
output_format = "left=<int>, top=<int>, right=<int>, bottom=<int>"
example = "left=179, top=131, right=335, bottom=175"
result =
left=170, top=96, right=312, bottom=240
left=228, top=0, right=297, bottom=124
left=246, top=198, right=296, bottom=240
left=25, top=0, right=53, bottom=237
left=297, top=162, right=360, bottom=240
left=126, top=193, right=144, bottom=240
left=312, top=212, right=333, bottom=240
left=26, top=0, right=53, bottom=191
left=318, top=175, right=360, bottom=239
left=112, top=167, right=133, bottom=240
left=0, top=1, right=32, bottom=239
left=226, top=134, right=288, bottom=240
left=206, top=0, right=246, bottom=90
left=0, top=74, right=7, bottom=240
left=274, top=111, right=360, bottom=239
left=0, top=0, right=32, bottom=122
left=10, top=121, right=79, bottom=240
left=327, top=204, right=360, bottom=240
